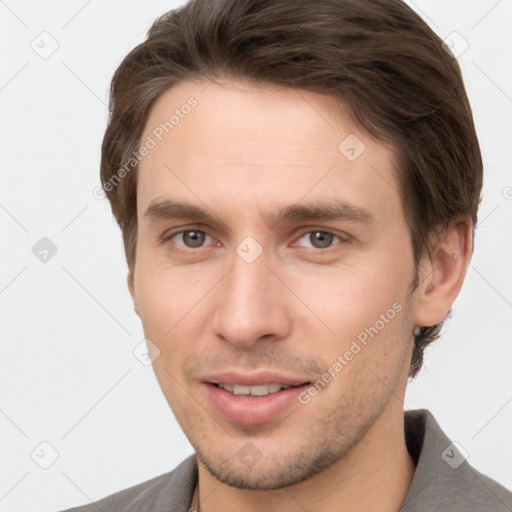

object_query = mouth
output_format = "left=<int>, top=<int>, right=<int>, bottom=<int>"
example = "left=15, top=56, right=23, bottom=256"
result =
left=201, top=374, right=312, bottom=425
left=214, top=383, right=295, bottom=396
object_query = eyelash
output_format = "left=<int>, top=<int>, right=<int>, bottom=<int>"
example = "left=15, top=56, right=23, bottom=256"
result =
left=160, top=228, right=349, bottom=252
left=160, top=230, right=216, bottom=249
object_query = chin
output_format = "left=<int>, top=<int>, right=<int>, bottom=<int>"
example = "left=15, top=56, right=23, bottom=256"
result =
left=195, top=441, right=346, bottom=491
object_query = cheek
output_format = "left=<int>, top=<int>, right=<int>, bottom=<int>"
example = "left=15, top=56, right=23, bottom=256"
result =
left=133, top=260, right=229, bottom=398
left=134, top=258, right=222, bottom=338
left=284, top=256, right=415, bottom=392
left=288, top=258, right=413, bottom=339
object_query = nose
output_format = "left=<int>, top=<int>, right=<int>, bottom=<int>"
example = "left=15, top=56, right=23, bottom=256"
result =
left=211, top=248, right=292, bottom=349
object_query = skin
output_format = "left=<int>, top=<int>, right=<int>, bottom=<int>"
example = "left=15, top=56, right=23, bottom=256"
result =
left=128, top=78, right=471, bottom=512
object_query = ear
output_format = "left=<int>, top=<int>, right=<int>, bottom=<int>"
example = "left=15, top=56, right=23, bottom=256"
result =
left=127, top=270, right=139, bottom=316
left=414, top=219, right=472, bottom=328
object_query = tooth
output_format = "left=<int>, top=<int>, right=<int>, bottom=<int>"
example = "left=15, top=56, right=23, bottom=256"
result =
left=233, top=384, right=251, bottom=395
left=250, top=384, right=271, bottom=396
left=220, top=383, right=292, bottom=395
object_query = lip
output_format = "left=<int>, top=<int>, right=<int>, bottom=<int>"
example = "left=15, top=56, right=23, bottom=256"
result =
left=200, top=370, right=311, bottom=425
left=201, top=370, right=310, bottom=387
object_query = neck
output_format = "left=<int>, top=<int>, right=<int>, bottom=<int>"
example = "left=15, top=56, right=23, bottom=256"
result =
left=192, top=404, right=416, bottom=512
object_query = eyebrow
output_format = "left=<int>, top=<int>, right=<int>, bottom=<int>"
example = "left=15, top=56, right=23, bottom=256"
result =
left=143, top=198, right=374, bottom=227
left=144, top=200, right=215, bottom=223
left=271, top=201, right=374, bottom=226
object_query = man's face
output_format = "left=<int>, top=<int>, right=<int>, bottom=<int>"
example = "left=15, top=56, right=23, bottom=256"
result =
left=129, top=79, right=419, bottom=489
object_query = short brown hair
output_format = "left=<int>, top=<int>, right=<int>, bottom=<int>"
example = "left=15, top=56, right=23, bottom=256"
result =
left=100, top=0, right=483, bottom=378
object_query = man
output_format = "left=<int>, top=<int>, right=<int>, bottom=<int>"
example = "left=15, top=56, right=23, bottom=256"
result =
left=62, top=0, right=512, bottom=510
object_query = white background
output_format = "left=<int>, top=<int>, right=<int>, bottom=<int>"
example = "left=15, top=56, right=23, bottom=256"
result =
left=0, top=1, right=510, bottom=510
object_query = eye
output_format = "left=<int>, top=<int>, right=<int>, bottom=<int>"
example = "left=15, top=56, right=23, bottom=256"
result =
left=296, top=231, right=342, bottom=249
left=168, top=230, right=214, bottom=248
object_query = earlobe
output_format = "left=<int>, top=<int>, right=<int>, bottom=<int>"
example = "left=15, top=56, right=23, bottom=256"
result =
left=414, top=220, right=472, bottom=328
left=127, top=271, right=139, bottom=316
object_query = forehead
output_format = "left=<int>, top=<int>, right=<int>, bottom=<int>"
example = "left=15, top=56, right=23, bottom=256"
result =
left=136, top=79, right=402, bottom=226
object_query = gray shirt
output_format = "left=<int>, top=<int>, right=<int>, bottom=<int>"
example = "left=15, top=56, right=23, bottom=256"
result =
left=60, top=409, right=512, bottom=511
